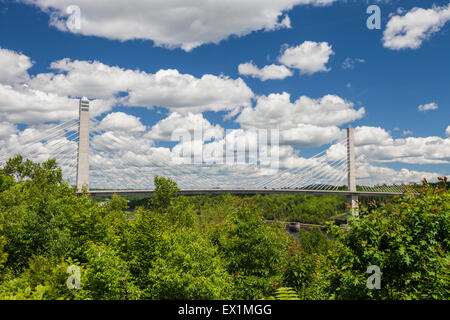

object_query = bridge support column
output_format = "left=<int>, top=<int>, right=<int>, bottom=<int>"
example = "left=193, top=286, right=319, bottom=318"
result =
left=347, top=194, right=358, bottom=216
left=347, top=126, right=358, bottom=216
left=76, top=97, right=90, bottom=192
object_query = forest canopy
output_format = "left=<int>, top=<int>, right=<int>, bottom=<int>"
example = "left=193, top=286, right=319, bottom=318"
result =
left=0, top=156, right=448, bottom=300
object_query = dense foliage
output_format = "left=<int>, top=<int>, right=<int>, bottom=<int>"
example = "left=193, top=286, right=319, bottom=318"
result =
left=327, top=178, right=450, bottom=299
left=0, top=156, right=448, bottom=300
left=124, top=193, right=348, bottom=225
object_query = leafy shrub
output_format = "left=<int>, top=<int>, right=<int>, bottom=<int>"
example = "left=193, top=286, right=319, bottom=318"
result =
left=146, top=229, right=232, bottom=299
left=327, top=178, right=450, bottom=299
left=76, top=243, right=140, bottom=300
left=207, top=199, right=292, bottom=299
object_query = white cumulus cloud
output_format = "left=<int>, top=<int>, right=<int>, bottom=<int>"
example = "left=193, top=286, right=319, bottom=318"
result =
left=238, top=61, right=293, bottom=81
left=236, top=92, right=365, bottom=129
left=30, top=58, right=254, bottom=115
left=0, top=84, right=114, bottom=124
left=96, top=112, right=146, bottom=132
left=0, top=47, right=33, bottom=84
left=354, top=126, right=392, bottom=146
left=147, top=112, right=224, bottom=142
left=356, top=136, right=450, bottom=165
left=278, top=41, right=334, bottom=75
left=418, top=102, right=438, bottom=112
left=383, top=4, right=450, bottom=50
left=21, top=0, right=338, bottom=51
left=280, top=124, right=342, bottom=147
left=0, top=122, right=17, bottom=139
left=0, top=49, right=254, bottom=124
left=356, top=164, right=443, bottom=186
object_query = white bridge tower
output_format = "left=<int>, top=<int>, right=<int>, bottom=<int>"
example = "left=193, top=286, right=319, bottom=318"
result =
left=347, top=126, right=358, bottom=215
left=76, top=97, right=90, bottom=192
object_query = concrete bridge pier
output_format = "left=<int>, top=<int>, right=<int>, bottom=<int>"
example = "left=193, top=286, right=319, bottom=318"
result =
left=347, top=194, right=358, bottom=217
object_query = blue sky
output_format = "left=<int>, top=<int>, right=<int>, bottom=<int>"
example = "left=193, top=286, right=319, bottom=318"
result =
left=0, top=0, right=449, bottom=188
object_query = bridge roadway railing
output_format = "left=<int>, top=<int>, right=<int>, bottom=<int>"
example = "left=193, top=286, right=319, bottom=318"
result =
left=82, top=189, right=403, bottom=197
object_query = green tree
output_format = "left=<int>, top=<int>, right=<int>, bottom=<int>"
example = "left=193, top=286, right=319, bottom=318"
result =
left=298, top=227, right=329, bottom=255
left=327, top=178, right=450, bottom=299
left=0, top=156, right=109, bottom=269
left=149, top=176, right=179, bottom=212
left=0, top=232, right=8, bottom=281
left=146, top=229, right=232, bottom=299
left=118, top=207, right=167, bottom=292
left=76, top=243, right=140, bottom=300
left=0, top=255, right=73, bottom=300
left=208, top=199, right=292, bottom=299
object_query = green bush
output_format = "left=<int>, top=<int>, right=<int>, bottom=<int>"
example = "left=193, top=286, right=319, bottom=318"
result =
left=146, top=229, right=232, bottom=299
left=76, top=243, right=140, bottom=300
left=327, top=178, right=450, bottom=299
left=207, top=199, right=292, bottom=299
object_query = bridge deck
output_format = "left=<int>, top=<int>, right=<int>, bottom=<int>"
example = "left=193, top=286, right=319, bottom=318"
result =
left=83, top=189, right=403, bottom=197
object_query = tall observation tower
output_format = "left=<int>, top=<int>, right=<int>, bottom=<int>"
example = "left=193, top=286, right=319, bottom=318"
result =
left=76, top=97, right=90, bottom=192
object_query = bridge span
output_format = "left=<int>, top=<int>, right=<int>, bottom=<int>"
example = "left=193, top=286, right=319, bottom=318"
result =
left=0, top=97, right=407, bottom=217
left=67, top=97, right=404, bottom=215
left=84, top=189, right=402, bottom=197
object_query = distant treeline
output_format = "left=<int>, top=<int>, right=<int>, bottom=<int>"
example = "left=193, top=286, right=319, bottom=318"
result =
left=91, top=180, right=450, bottom=226
left=95, top=192, right=397, bottom=226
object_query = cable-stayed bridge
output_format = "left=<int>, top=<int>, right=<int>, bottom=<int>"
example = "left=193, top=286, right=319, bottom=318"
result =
left=0, top=98, right=405, bottom=213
